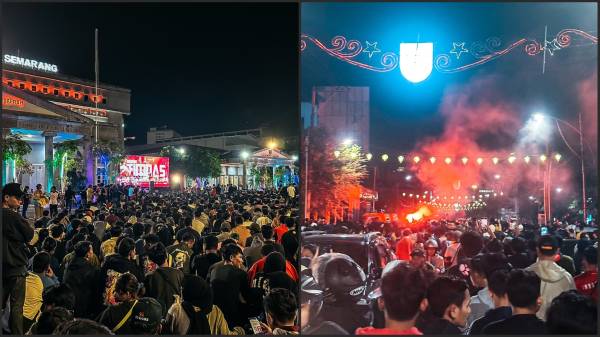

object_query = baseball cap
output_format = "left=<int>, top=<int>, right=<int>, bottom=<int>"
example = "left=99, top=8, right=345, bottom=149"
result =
left=538, top=235, right=559, bottom=254
left=131, top=297, right=163, bottom=333
left=2, top=183, right=24, bottom=199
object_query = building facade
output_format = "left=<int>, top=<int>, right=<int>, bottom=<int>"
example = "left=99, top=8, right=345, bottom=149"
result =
left=2, top=54, right=130, bottom=191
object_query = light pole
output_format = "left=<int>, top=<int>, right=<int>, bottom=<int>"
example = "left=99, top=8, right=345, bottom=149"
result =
left=536, top=113, right=587, bottom=224
left=240, top=151, right=249, bottom=190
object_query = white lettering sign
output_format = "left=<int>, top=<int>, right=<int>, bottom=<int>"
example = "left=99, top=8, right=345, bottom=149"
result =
left=3, top=54, right=58, bottom=73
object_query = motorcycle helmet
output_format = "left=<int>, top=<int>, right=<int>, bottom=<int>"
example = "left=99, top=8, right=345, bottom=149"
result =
left=311, top=253, right=366, bottom=304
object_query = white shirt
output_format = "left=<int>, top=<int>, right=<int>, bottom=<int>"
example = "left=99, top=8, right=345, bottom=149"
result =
left=49, top=192, right=59, bottom=205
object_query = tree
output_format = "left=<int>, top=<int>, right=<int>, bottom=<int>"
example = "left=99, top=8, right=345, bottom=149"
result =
left=54, top=140, right=83, bottom=189
left=2, top=133, right=33, bottom=183
left=304, top=127, right=338, bottom=219
left=160, top=146, right=221, bottom=180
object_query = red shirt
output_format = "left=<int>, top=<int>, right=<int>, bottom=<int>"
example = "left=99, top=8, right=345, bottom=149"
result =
left=274, top=224, right=289, bottom=243
left=396, top=237, right=412, bottom=261
left=356, top=326, right=422, bottom=335
left=247, top=255, right=299, bottom=283
left=575, top=270, right=598, bottom=301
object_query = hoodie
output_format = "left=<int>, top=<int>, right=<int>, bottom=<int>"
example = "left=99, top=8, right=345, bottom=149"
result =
left=526, top=259, right=575, bottom=321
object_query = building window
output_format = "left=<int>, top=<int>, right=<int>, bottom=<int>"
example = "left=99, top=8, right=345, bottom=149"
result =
left=7, top=81, right=13, bottom=87
left=64, top=91, right=70, bottom=98
left=74, top=93, right=80, bottom=99
left=102, top=97, right=107, bottom=104
left=19, top=83, right=25, bottom=89
left=42, top=87, right=48, bottom=94
left=83, top=94, right=89, bottom=102
left=31, top=85, right=37, bottom=92
left=53, top=89, right=59, bottom=95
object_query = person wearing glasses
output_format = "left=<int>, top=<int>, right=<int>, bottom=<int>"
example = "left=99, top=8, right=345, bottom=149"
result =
left=2, top=183, right=35, bottom=335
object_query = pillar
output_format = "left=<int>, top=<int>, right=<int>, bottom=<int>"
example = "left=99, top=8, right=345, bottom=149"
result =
left=43, top=131, right=56, bottom=192
left=83, top=136, right=95, bottom=186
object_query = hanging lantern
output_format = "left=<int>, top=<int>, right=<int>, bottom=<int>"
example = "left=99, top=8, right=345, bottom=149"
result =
left=540, top=154, right=547, bottom=162
left=476, top=157, right=483, bottom=165
left=554, top=153, right=561, bottom=162
left=461, top=157, right=468, bottom=165
left=508, top=155, right=516, bottom=164
left=398, top=155, right=404, bottom=163
left=524, top=156, right=531, bottom=164
left=334, top=150, right=340, bottom=158
left=444, top=157, right=452, bottom=164
left=492, top=157, right=499, bottom=165
left=366, top=153, right=373, bottom=160
left=382, top=154, right=389, bottom=161
left=413, top=156, right=421, bottom=163
left=429, top=156, right=436, bottom=164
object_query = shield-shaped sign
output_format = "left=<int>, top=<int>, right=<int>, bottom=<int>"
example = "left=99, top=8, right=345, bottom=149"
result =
left=399, top=42, right=434, bottom=83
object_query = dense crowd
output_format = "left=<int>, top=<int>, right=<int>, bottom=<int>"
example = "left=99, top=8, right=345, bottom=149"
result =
left=300, top=217, right=598, bottom=335
left=2, top=181, right=300, bottom=335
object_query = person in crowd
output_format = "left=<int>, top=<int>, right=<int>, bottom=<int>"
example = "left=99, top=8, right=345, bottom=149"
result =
left=232, top=212, right=252, bottom=247
left=34, top=210, right=52, bottom=229
left=32, top=184, right=45, bottom=220
left=525, top=235, right=575, bottom=321
left=64, top=184, right=75, bottom=214
left=424, top=238, right=445, bottom=273
left=554, top=236, right=576, bottom=276
left=3, top=183, right=34, bottom=335
left=574, top=245, right=598, bottom=301
left=165, top=274, right=245, bottom=334
left=30, top=251, right=59, bottom=290
left=21, top=186, right=31, bottom=218
left=97, top=272, right=143, bottom=334
left=258, top=288, right=299, bottom=335
left=49, top=186, right=60, bottom=218
left=26, top=306, right=74, bottom=335
left=482, top=269, right=546, bottom=334
left=356, top=262, right=432, bottom=335
left=62, top=241, right=102, bottom=319
left=507, top=236, right=533, bottom=269
left=144, top=242, right=184, bottom=316
left=244, top=233, right=265, bottom=268
left=210, top=243, right=251, bottom=328
left=545, top=290, right=597, bottom=334
left=100, top=237, right=144, bottom=305
left=167, top=232, right=195, bottom=274
left=418, top=276, right=472, bottom=334
left=53, top=318, right=113, bottom=335
left=191, top=235, right=222, bottom=280
left=100, top=225, right=123, bottom=259
left=468, top=269, right=512, bottom=335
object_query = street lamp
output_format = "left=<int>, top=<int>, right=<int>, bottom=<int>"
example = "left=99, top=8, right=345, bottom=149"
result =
left=240, top=151, right=249, bottom=189
left=178, top=147, right=185, bottom=155
left=291, top=155, right=298, bottom=161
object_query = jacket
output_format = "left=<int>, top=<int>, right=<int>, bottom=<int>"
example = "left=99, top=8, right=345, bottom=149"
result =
left=2, top=208, right=35, bottom=277
left=526, top=259, right=575, bottom=321
left=144, top=266, right=184, bottom=315
left=63, top=257, right=102, bottom=318
left=482, top=314, right=546, bottom=334
left=165, top=302, right=244, bottom=335
left=466, top=287, right=493, bottom=328
left=418, top=316, right=463, bottom=335
left=468, top=306, right=511, bottom=335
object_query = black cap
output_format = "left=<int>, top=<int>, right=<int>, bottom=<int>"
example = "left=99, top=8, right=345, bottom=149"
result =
left=2, top=183, right=24, bottom=199
left=538, top=235, right=559, bottom=255
left=131, top=297, right=163, bottom=333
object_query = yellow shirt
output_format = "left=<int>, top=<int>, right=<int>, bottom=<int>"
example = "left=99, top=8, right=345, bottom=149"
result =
left=231, top=223, right=252, bottom=247
left=23, top=272, right=43, bottom=320
left=192, top=218, right=205, bottom=236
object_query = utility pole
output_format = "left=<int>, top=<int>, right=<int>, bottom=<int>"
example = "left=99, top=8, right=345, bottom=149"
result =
left=579, top=112, right=587, bottom=224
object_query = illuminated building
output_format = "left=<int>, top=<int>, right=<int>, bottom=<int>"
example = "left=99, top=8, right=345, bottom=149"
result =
left=2, top=53, right=130, bottom=190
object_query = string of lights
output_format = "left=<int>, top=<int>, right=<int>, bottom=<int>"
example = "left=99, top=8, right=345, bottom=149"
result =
left=338, top=152, right=564, bottom=165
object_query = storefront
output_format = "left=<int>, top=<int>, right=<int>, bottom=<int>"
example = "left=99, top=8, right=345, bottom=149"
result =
left=2, top=54, right=130, bottom=191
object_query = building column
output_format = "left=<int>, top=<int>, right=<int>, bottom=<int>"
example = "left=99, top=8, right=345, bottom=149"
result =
left=83, top=136, right=95, bottom=186
left=43, top=131, right=57, bottom=191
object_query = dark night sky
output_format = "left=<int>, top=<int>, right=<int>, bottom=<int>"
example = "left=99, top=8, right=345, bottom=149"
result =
left=301, top=2, right=597, bottom=153
left=2, top=3, right=299, bottom=145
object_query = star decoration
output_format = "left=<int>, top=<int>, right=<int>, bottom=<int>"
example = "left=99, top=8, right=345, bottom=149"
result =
left=449, top=42, right=469, bottom=59
left=544, top=39, right=561, bottom=56
left=362, top=41, right=381, bottom=58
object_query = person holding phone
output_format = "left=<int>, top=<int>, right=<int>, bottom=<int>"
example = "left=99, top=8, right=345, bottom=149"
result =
left=258, top=288, right=299, bottom=335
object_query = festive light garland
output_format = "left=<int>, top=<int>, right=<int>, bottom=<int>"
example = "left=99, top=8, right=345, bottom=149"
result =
left=301, top=29, right=597, bottom=75
left=337, top=151, right=564, bottom=165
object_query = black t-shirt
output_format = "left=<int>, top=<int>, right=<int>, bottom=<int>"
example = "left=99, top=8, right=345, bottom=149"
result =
left=210, top=264, right=250, bottom=328
left=483, top=314, right=547, bottom=335
left=191, top=252, right=221, bottom=280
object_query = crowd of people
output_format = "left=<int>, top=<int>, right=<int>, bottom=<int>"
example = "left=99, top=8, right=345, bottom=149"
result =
left=2, top=181, right=300, bottom=335
left=300, top=216, right=598, bottom=335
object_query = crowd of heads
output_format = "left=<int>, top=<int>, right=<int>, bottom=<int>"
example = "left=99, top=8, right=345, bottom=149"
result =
left=300, top=216, right=598, bottom=335
left=2, top=182, right=300, bottom=335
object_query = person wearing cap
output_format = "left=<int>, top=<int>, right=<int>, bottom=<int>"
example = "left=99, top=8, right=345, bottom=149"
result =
left=356, top=262, right=433, bottom=335
left=2, top=182, right=35, bottom=334
left=525, top=235, right=575, bottom=321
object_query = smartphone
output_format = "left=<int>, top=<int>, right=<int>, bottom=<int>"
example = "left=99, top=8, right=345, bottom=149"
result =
left=540, top=226, right=548, bottom=235
left=249, top=317, right=263, bottom=334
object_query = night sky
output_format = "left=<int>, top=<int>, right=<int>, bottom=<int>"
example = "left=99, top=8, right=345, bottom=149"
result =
left=301, top=2, right=597, bottom=154
left=2, top=3, right=299, bottom=145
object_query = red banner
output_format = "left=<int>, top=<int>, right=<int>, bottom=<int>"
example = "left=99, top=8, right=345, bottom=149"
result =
left=118, top=155, right=169, bottom=188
